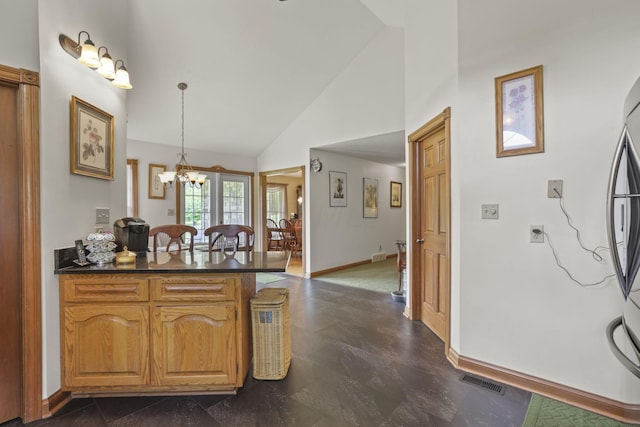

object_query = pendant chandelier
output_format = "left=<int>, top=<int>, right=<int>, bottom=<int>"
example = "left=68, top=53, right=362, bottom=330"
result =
left=158, top=82, right=207, bottom=187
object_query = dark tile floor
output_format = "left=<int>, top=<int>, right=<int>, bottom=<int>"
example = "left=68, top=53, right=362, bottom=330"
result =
left=4, top=275, right=530, bottom=427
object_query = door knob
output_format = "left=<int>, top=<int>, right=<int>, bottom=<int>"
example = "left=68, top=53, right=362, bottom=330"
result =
left=416, top=238, right=424, bottom=244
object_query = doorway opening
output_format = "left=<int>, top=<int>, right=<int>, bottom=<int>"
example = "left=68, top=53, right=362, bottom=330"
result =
left=260, top=166, right=305, bottom=276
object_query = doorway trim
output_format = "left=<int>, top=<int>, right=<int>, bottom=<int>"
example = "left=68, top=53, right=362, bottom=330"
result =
left=0, top=64, right=42, bottom=422
left=408, top=107, right=451, bottom=351
left=259, top=166, right=305, bottom=274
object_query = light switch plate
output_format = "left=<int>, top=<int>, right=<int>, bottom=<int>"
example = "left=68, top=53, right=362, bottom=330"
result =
left=481, top=204, right=499, bottom=219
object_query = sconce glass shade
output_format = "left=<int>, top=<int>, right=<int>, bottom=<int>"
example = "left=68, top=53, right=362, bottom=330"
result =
left=96, top=47, right=116, bottom=79
left=78, top=37, right=101, bottom=68
left=112, top=60, right=132, bottom=89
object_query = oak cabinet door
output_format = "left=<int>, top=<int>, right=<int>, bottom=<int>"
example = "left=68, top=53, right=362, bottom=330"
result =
left=151, top=304, right=237, bottom=386
left=64, top=305, right=149, bottom=388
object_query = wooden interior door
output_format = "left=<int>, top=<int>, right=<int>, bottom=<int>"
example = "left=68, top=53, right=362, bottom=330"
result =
left=0, top=64, right=41, bottom=422
left=0, top=81, right=22, bottom=423
left=410, top=108, right=451, bottom=346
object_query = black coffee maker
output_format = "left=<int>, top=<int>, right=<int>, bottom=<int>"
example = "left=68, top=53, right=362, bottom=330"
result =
left=113, top=217, right=150, bottom=253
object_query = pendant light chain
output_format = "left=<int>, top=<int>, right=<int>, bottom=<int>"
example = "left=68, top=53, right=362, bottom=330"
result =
left=181, top=83, right=185, bottom=157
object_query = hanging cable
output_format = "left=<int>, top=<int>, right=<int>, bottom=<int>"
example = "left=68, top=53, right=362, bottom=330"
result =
left=553, top=187, right=609, bottom=262
left=533, top=228, right=615, bottom=288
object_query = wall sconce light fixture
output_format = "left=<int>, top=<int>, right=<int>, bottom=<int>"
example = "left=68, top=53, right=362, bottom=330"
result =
left=59, top=31, right=133, bottom=89
left=112, top=60, right=132, bottom=89
left=96, top=46, right=115, bottom=79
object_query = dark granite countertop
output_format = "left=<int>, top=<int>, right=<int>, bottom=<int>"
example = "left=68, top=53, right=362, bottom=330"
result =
left=54, top=248, right=289, bottom=274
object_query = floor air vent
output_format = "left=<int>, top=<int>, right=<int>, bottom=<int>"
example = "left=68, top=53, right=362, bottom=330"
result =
left=460, top=373, right=506, bottom=395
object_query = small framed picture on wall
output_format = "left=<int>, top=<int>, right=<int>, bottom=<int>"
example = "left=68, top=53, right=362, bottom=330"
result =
left=329, top=171, right=347, bottom=207
left=390, top=181, right=402, bottom=207
left=148, top=163, right=166, bottom=199
left=363, top=177, right=378, bottom=218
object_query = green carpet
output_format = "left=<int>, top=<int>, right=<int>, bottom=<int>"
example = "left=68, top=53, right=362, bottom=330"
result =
left=523, top=394, right=632, bottom=426
left=256, top=273, right=285, bottom=284
left=314, top=258, right=399, bottom=293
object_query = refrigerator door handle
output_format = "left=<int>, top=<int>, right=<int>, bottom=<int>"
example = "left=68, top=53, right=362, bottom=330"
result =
left=607, top=127, right=630, bottom=296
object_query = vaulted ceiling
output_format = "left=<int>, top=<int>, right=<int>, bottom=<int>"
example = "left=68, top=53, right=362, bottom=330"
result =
left=125, top=0, right=405, bottom=164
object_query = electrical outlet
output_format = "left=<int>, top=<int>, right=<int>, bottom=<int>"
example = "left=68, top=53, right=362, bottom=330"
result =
left=481, top=204, right=499, bottom=219
left=96, top=208, right=110, bottom=224
left=547, top=180, right=563, bottom=198
left=167, top=208, right=175, bottom=216
left=530, top=225, right=544, bottom=243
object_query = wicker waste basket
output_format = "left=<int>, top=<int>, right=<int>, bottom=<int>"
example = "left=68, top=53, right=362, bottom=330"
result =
left=250, top=288, right=291, bottom=380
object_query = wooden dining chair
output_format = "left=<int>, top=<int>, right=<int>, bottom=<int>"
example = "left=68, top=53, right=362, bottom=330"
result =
left=278, top=219, right=296, bottom=251
left=266, top=218, right=283, bottom=251
left=204, top=224, right=255, bottom=254
left=149, top=224, right=197, bottom=252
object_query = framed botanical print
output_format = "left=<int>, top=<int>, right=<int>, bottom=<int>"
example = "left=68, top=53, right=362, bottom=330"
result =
left=329, top=171, right=347, bottom=207
left=363, top=178, right=378, bottom=218
left=148, top=163, right=166, bottom=199
left=390, top=181, right=402, bottom=207
left=70, top=96, right=114, bottom=179
left=495, top=65, right=544, bottom=157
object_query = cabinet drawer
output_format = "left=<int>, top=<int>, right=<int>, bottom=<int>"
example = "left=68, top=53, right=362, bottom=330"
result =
left=151, top=276, right=236, bottom=302
left=63, top=277, right=149, bottom=302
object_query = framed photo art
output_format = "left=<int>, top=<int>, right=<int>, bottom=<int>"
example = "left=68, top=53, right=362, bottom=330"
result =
left=390, top=181, right=402, bottom=207
left=329, top=171, right=347, bottom=207
left=70, top=96, right=114, bottom=179
left=148, top=163, right=166, bottom=199
left=363, top=177, right=378, bottom=218
left=495, top=65, right=544, bottom=158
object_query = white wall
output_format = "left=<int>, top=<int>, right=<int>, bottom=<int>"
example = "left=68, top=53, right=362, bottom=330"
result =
left=1, top=0, right=40, bottom=71
left=309, top=149, right=405, bottom=272
left=38, top=0, right=129, bottom=397
left=406, top=0, right=640, bottom=402
left=258, top=26, right=405, bottom=171
left=127, top=139, right=257, bottom=228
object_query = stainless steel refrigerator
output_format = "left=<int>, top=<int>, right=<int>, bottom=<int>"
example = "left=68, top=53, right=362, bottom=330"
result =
left=607, top=75, right=640, bottom=378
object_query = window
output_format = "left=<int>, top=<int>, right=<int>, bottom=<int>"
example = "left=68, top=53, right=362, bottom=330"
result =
left=179, top=170, right=252, bottom=244
left=184, top=180, right=211, bottom=243
left=220, top=174, right=250, bottom=225
left=266, top=184, right=287, bottom=223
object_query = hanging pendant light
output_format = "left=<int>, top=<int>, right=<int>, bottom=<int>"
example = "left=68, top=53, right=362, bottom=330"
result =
left=158, top=83, right=207, bottom=188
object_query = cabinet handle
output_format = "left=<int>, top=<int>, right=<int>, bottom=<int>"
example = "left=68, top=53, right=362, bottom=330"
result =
left=416, top=238, right=425, bottom=244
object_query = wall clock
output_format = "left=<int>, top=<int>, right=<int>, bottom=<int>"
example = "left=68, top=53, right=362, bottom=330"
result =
left=310, top=158, right=322, bottom=173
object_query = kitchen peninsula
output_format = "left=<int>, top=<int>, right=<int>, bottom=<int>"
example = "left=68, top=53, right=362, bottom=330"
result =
left=54, top=249, right=288, bottom=396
